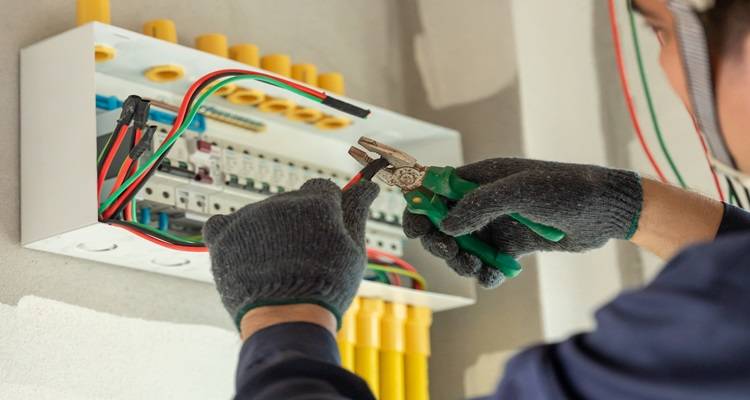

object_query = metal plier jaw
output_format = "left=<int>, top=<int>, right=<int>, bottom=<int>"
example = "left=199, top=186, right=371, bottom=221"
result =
left=347, top=137, right=427, bottom=192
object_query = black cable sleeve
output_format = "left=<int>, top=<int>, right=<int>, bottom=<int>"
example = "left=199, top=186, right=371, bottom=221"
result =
left=321, top=96, right=371, bottom=119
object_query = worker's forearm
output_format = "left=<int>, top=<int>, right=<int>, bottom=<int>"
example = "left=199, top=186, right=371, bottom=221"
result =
left=240, top=304, right=337, bottom=341
left=630, top=178, right=723, bottom=259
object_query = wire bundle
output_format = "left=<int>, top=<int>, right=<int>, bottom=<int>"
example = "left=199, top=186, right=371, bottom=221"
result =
left=367, top=248, right=427, bottom=290
left=96, top=69, right=425, bottom=288
left=98, top=69, right=370, bottom=250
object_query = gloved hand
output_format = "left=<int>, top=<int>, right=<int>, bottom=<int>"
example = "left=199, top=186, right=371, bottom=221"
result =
left=203, top=178, right=379, bottom=329
left=403, top=158, right=642, bottom=288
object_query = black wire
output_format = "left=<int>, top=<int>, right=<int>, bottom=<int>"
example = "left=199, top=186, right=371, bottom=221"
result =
left=107, top=72, right=292, bottom=217
left=726, top=177, right=745, bottom=209
left=106, top=220, right=206, bottom=247
left=361, top=158, right=391, bottom=181
left=97, top=122, right=127, bottom=173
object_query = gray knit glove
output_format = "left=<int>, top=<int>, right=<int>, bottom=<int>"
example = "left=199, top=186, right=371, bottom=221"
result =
left=203, top=178, right=379, bottom=328
left=403, top=158, right=642, bottom=288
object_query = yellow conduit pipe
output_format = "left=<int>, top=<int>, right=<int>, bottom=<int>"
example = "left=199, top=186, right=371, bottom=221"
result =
left=337, top=297, right=360, bottom=372
left=355, top=298, right=384, bottom=397
left=380, top=302, right=407, bottom=400
left=405, top=306, right=432, bottom=400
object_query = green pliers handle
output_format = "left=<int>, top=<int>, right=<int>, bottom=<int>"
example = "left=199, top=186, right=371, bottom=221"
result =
left=404, top=166, right=566, bottom=278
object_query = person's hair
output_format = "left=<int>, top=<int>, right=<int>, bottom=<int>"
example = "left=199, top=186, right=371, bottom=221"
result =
left=703, top=0, right=750, bottom=58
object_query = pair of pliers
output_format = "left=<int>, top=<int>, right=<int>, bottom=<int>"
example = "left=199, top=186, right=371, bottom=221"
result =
left=348, top=136, right=565, bottom=279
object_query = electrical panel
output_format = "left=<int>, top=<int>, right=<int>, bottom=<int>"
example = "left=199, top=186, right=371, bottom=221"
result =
left=21, top=22, right=475, bottom=311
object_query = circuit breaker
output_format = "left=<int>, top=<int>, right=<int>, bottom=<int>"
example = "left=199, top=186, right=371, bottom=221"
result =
left=21, top=22, right=475, bottom=311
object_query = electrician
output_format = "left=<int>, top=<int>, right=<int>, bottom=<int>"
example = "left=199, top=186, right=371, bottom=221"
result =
left=203, top=0, right=750, bottom=398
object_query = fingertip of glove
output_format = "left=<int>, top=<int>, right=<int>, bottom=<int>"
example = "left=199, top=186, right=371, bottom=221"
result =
left=203, top=214, right=230, bottom=243
left=478, top=267, right=505, bottom=289
left=300, top=178, right=341, bottom=195
left=342, top=180, right=380, bottom=204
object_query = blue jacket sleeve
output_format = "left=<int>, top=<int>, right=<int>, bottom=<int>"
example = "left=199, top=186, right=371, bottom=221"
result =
left=716, top=203, right=750, bottom=236
left=491, top=202, right=750, bottom=400
left=234, top=322, right=375, bottom=400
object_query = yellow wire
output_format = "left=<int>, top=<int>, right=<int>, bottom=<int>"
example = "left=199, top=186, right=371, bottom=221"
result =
left=367, top=264, right=427, bottom=290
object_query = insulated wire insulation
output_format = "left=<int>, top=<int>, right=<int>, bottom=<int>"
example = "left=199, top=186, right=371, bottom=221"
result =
left=99, top=74, right=322, bottom=214
left=627, top=3, right=687, bottom=188
left=367, top=264, right=427, bottom=290
left=608, top=0, right=669, bottom=183
left=726, top=177, right=744, bottom=208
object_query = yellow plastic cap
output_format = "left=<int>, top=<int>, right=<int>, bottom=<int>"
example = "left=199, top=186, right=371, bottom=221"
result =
left=318, top=72, right=345, bottom=95
left=195, top=34, right=229, bottom=57
left=227, top=88, right=266, bottom=106
left=291, top=64, right=318, bottom=85
left=261, top=54, right=292, bottom=77
left=230, top=44, right=260, bottom=67
left=258, top=98, right=295, bottom=114
left=77, top=0, right=110, bottom=25
left=94, top=44, right=116, bottom=63
left=381, top=302, right=408, bottom=352
left=144, top=64, right=185, bottom=82
left=143, top=19, right=177, bottom=43
left=355, top=298, right=385, bottom=348
left=206, top=82, right=237, bottom=97
left=405, top=306, right=432, bottom=356
left=314, top=115, right=351, bottom=130
left=287, top=107, right=323, bottom=123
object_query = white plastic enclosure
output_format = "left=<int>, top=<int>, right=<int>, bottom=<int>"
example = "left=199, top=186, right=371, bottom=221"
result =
left=20, top=23, right=475, bottom=311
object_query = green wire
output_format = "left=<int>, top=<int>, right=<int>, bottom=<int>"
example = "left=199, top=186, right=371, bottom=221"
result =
left=99, top=75, right=323, bottom=213
left=729, top=189, right=738, bottom=206
left=366, top=263, right=427, bottom=290
left=627, top=3, right=687, bottom=188
left=122, top=220, right=204, bottom=244
left=370, top=269, right=390, bottom=284
left=97, top=132, right=114, bottom=164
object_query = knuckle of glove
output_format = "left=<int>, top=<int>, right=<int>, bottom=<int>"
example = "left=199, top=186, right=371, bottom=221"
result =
left=420, top=231, right=459, bottom=260
left=446, top=252, right=482, bottom=277
left=441, top=191, right=493, bottom=236
left=402, top=211, right=434, bottom=238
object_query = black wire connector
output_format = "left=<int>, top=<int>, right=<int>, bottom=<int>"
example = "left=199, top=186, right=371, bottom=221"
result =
left=128, top=125, right=156, bottom=160
left=118, top=95, right=141, bottom=125
left=133, top=99, right=151, bottom=130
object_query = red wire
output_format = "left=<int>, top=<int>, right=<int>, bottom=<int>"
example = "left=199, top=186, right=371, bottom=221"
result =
left=109, top=223, right=208, bottom=253
left=691, top=118, right=726, bottom=201
left=367, top=247, right=419, bottom=273
left=103, top=69, right=325, bottom=219
left=97, top=124, right=130, bottom=199
left=607, top=0, right=669, bottom=183
left=109, top=127, right=142, bottom=198
left=342, top=173, right=363, bottom=192
left=367, top=247, right=423, bottom=290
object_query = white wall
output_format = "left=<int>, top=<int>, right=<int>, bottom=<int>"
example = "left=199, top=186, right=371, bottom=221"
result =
left=511, top=0, right=625, bottom=341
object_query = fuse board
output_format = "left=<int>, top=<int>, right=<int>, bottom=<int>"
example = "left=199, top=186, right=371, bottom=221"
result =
left=21, top=22, right=475, bottom=311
